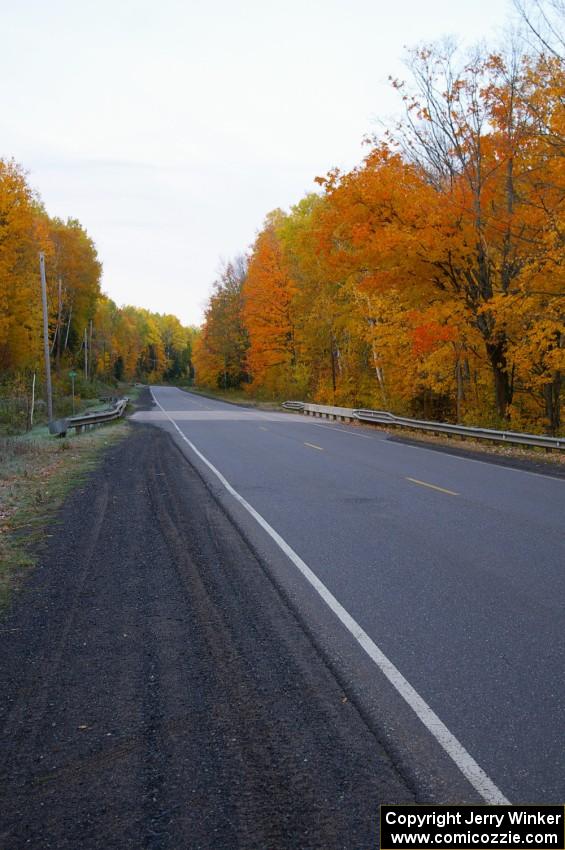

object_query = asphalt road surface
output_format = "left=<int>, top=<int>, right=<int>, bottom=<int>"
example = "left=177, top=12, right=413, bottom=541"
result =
left=2, top=387, right=564, bottom=850
left=134, top=387, right=565, bottom=805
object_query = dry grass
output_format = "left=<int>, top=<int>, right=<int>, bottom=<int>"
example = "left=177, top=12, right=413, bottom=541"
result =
left=360, top=421, right=565, bottom=468
left=0, top=421, right=129, bottom=609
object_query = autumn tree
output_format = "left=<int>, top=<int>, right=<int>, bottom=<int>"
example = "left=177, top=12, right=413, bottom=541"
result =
left=280, top=193, right=385, bottom=406
left=189, top=31, right=563, bottom=432
left=384, top=43, right=563, bottom=423
left=46, top=217, right=102, bottom=375
left=158, top=314, right=195, bottom=382
left=242, top=211, right=302, bottom=398
left=193, top=258, right=249, bottom=389
left=0, top=159, right=195, bottom=429
left=0, top=160, right=42, bottom=373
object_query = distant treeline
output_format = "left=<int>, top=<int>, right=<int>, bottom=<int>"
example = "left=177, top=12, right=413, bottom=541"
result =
left=0, top=159, right=197, bottom=402
left=194, top=33, right=564, bottom=434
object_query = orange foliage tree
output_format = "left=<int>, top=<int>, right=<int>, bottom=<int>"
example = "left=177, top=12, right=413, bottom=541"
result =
left=193, top=259, right=249, bottom=390
left=1, top=161, right=195, bottom=428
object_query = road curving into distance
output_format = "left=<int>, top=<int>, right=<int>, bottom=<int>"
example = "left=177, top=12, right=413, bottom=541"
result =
left=2, top=385, right=563, bottom=849
left=135, top=386, right=565, bottom=805
left=0, top=401, right=413, bottom=850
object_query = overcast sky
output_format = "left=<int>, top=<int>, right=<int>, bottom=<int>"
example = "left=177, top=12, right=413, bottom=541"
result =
left=2, top=0, right=514, bottom=325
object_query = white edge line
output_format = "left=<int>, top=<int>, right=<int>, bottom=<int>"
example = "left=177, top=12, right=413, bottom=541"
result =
left=150, top=388, right=510, bottom=805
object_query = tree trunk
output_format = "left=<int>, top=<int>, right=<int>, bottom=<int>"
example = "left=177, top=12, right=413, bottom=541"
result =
left=89, top=319, right=93, bottom=380
left=330, top=342, right=337, bottom=399
left=456, top=359, right=463, bottom=424
left=64, top=305, right=73, bottom=352
left=543, top=373, right=561, bottom=435
left=28, top=372, right=36, bottom=432
left=486, top=339, right=512, bottom=421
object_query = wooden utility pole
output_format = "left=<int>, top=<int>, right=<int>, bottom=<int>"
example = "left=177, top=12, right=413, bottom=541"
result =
left=39, top=253, right=53, bottom=421
left=56, top=276, right=62, bottom=374
left=28, top=372, right=36, bottom=432
left=84, top=327, right=88, bottom=381
left=64, top=304, right=72, bottom=352
left=89, top=319, right=93, bottom=381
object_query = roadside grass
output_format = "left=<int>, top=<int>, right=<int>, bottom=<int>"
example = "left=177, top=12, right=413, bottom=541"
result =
left=0, top=419, right=129, bottom=610
left=119, top=383, right=142, bottom=403
left=0, top=378, right=141, bottom=437
left=72, top=384, right=141, bottom=416
left=372, top=423, right=565, bottom=468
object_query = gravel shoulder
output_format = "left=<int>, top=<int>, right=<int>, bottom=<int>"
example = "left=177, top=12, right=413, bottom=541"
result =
left=0, top=410, right=412, bottom=849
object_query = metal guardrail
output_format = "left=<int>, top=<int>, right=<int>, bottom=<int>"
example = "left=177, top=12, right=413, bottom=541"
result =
left=49, top=398, right=129, bottom=437
left=282, top=401, right=564, bottom=451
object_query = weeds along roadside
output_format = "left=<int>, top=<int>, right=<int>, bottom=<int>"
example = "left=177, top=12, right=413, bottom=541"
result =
left=0, top=376, right=143, bottom=435
left=0, top=413, right=132, bottom=612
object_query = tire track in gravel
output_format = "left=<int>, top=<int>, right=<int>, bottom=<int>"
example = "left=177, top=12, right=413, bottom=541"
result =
left=1, top=480, right=110, bottom=775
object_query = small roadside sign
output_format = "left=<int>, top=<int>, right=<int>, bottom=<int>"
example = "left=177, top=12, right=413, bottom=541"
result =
left=69, top=370, right=77, bottom=378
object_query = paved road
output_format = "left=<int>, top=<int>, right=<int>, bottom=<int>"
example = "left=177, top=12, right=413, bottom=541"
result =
left=136, top=386, right=565, bottom=804
left=1, top=419, right=412, bottom=850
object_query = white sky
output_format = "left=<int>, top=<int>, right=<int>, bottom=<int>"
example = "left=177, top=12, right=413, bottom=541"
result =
left=2, top=0, right=515, bottom=325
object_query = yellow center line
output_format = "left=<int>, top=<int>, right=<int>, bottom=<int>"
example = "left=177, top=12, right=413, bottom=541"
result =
left=304, top=442, right=324, bottom=451
left=406, top=477, right=458, bottom=496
